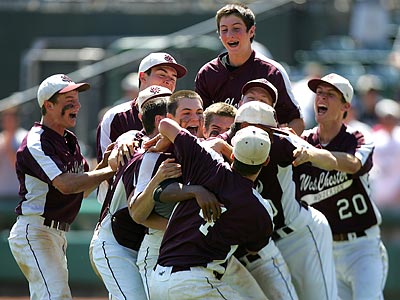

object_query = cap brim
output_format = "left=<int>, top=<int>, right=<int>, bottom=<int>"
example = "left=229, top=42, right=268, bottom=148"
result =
left=308, top=78, right=338, bottom=94
left=241, top=82, right=277, bottom=104
left=59, top=82, right=91, bottom=94
left=155, top=63, right=187, bottom=78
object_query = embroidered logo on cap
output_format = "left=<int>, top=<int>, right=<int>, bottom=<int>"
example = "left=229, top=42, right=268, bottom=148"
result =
left=164, top=54, right=174, bottom=63
left=150, top=86, right=161, bottom=94
left=61, top=75, right=73, bottom=83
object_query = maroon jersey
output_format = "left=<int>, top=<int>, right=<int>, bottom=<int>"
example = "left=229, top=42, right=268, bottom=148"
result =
left=96, top=99, right=142, bottom=162
left=195, top=50, right=302, bottom=125
left=293, top=124, right=381, bottom=234
left=15, top=122, right=89, bottom=224
left=157, top=130, right=273, bottom=271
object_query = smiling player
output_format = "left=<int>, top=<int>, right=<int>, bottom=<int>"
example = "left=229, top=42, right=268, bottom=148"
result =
left=195, top=3, right=304, bottom=135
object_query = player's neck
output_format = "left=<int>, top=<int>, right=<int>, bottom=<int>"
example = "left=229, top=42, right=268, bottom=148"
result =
left=227, top=48, right=252, bottom=67
left=318, top=122, right=342, bottom=145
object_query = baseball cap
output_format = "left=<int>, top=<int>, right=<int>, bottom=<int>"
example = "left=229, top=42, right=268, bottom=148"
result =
left=37, top=74, right=90, bottom=107
left=137, top=85, right=172, bottom=113
left=241, top=78, right=278, bottom=107
left=236, top=101, right=278, bottom=128
left=138, top=52, right=187, bottom=78
left=232, top=126, right=271, bottom=166
left=308, top=73, right=354, bottom=104
left=375, top=98, right=400, bottom=119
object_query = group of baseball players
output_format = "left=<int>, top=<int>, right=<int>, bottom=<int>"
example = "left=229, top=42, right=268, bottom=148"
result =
left=8, top=2, right=388, bottom=300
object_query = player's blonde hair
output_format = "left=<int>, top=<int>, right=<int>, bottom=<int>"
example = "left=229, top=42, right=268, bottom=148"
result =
left=203, top=102, right=237, bottom=130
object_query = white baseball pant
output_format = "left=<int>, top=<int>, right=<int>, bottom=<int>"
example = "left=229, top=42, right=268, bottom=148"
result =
left=138, top=229, right=267, bottom=300
left=150, top=265, right=249, bottom=300
left=333, top=225, right=388, bottom=300
left=239, top=240, right=298, bottom=300
left=91, top=214, right=147, bottom=300
left=8, top=215, right=72, bottom=300
left=275, top=207, right=338, bottom=300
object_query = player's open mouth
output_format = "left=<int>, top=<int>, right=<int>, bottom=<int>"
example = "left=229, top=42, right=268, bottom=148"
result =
left=228, top=41, right=239, bottom=47
left=317, top=105, right=328, bottom=115
left=69, top=113, right=77, bottom=119
left=186, top=126, right=198, bottom=135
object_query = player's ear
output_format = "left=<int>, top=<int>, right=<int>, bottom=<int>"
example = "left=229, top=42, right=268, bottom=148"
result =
left=44, top=100, right=54, bottom=110
left=138, top=112, right=142, bottom=121
left=139, top=72, right=147, bottom=84
left=249, top=25, right=256, bottom=39
left=230, top=153, right=234, bottom=161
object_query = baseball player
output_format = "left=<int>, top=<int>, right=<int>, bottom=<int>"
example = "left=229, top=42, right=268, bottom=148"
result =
left=148, top=119, right=274, bottom=300
left=8, top=74, right=116, bottom=300
left=202, top=102, right=237, bottom=138
left=96, top=52, right=187, bottom=205
left=195, top=3, right=304, bottom=135
left=225, top=101, right=337, bottom=300
left=292, top=73, right=388, bottom=300
left=130, top=91, right=267, bottom=299
left=91, top=86, right=173, bottom=300
left=91, top=57, right=186, bottom=283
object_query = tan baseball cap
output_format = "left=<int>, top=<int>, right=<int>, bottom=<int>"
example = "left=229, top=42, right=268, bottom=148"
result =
left=308, top=73, right=354, bottom=104
left=136, top=85, right=172, bottom=113
left=241, top=78, right=278, bottom=107
left=232, top=126, right=271, bottom=166
left=138, top=52, right=187, bottom=78
left=37, top=74, right=90, bottom=107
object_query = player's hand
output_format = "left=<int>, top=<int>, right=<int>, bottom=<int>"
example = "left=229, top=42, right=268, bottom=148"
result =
left=116, top=140, right=137, bottom=166
left=191, top=186, right=224, bottom=222
left=292, top=146, right=312, bottom=167
left=153, top=158, right=182, bottom=184
left=201, top=138, right=233, bottom=161
left=145, top=134, right=172, bottom=153
left=99, top=142, right=116, bottom=169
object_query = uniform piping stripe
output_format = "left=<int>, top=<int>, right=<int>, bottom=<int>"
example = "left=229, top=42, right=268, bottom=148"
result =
left=143, top=246, right=151, bottom=298
left=307, top=225, right=330, bottom=299
left=205, top=276, right=228, bottom=300
left=101, top=241, right=126, bottom=300
left=25, top=224, right=51, bottom=300
left=272, top=256, right=297, bottom=300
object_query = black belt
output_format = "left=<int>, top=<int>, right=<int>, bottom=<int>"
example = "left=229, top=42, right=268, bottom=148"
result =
left=43, top=218, right=70, bottom=232
left=171, top=266, right=223, bottom=280
left=272, top=226, right=294, bottom=241
left=245, top=253, right=261, bottom=263
left=240, top=253, right=262, bottom=267
left=333, top=231, right=366, bottom=242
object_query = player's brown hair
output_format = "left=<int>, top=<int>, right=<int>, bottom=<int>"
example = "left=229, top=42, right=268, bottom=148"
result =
left=141, top=97, right=168, bottom=135
left=167, top=90, right=203, bottom=117
left=203, top=102, right=237, bottom=130
left=215, top=3, right=256, bottom=42
left=41, top=93, right=59, bottom=116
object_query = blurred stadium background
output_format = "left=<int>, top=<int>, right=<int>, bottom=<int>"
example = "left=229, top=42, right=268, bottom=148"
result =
left=1, top=0, right=400, bottom=298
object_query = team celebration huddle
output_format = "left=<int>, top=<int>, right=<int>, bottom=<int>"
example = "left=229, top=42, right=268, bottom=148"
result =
left=7, top=3, right=388, bottom=300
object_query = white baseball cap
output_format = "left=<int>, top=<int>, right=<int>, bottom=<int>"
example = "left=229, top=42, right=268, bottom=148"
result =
left=136, top=85, right=172, bottom=113
left=375, top=98, right=400, bottom=119
left=236, top=101, right=278, bottom=127
left=241, top=78, right=278, bottom=107
left=308, top=73, right=354, bottom=104
left=37, top=74, right=90, bottom=107
left=138, top=52, right=187, bottom=78
left=232, top=126, right=271, bottom=166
